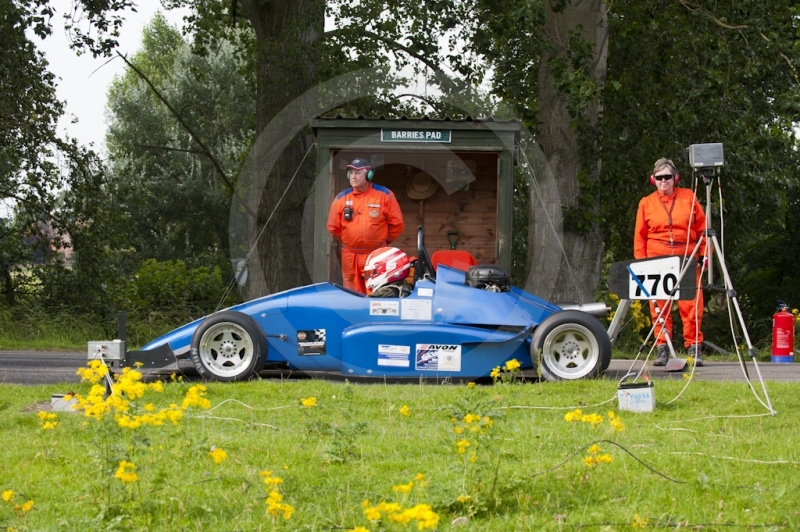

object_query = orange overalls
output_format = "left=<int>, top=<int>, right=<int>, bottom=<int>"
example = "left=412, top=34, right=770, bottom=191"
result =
left=327, top=182, right=405, bottom=293
left=634, top=188, right=707, bottom=348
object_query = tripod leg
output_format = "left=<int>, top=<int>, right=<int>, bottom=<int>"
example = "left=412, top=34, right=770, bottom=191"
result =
left=709, top=234, right=775, bottom=414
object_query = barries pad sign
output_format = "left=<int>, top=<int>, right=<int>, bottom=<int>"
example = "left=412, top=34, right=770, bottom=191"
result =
left=381, top=129, right=452, bottom=143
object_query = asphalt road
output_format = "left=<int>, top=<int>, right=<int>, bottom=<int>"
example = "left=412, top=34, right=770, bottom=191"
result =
left=2, top=350, right=800, bottom=386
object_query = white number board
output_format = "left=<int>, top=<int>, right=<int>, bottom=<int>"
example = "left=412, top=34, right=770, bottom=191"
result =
left=627, top=256, right=682, bottom=300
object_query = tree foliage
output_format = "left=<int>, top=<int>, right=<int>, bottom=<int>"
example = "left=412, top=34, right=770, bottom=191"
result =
left=600, top=0, right=800, bottom=340
left=4, top=0, right=800, bottom=347
left=1, top=1, right=65, bottom=217
left=105, top=12, right=255, bottom=267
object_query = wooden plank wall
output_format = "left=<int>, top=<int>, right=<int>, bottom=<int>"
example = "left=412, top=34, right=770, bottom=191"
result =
left=329, top=150, right=499, bottom=272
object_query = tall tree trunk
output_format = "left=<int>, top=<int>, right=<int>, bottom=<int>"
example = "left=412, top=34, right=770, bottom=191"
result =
left=240, top=0, right=324, bottom=297
left=527, top=0, right=608, bottom=304
left=2, top=267, right=13, bottom=306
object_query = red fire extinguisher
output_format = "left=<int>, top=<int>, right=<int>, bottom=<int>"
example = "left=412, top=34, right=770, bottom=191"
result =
left=772, top=301, right=795, bottom=363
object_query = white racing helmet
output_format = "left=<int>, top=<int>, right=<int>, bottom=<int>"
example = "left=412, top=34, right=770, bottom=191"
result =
left=364, top=247, right=411, bottom=294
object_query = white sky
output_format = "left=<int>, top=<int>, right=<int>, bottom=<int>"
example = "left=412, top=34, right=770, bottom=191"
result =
left=33, top=4, right=189, bottom=153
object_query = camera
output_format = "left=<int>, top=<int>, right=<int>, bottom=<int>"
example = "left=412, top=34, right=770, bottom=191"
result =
left=343, top=206, right=353, bottom=221
left=686, top=143, right=724, bottom=169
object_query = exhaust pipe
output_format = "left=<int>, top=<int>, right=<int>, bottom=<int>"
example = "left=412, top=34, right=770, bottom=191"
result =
left=557, top=302, right=610, bottom=318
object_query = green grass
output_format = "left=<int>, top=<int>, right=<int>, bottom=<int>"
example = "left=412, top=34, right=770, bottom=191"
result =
left=0, top=306, right=192, bottom=350
left=1, top=374, right=797, bottom=531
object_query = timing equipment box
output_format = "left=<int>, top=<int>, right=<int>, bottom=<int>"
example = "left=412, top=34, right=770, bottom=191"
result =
left=88, top=340, right=125, bottom=361
left=687, top=143, right=724, bottom=168
left=617, top=381, right=656, bottom=413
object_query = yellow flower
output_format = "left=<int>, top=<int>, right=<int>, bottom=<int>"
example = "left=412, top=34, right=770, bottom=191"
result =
left=456, top=439, right=470, bottom=454
left=12, top=500, right=33, bottom=515
left=564, top=409, right=583, bottom=422
left=597, top=453, right=613, bottom=464
left=504, top=358, right=521, bottom=371
left=2, top=490, right=14, bottom=502
left=377, top=502, right=402, bottom=513
left=457, top=495, right=471, bottom=503
left=114, top=461, right=139, bottom=483
left=632, top=513, right=649, bottom=528
left=404, top=504, right=439, bottom=530
left=300, top=396, right=317, bottom=407
left=349, top=528, right=371, bottom=532
left=392, top=481, right=414, bottom=494
left=686, top=356, right=695, bottom=365
left=260, top=470, right=284, bottom=487
left=611, top=417, right=625, bottom=432
left=388, top=509, right=413, bottom=525
left=265, top=490, right=294, bottom=520
left=462, top=413, right=480, bottom=424
left=182, top=385, right=211, bottom=409
left=209, top=447, right=228, bottom=464
left=453, top=426, right=463, bottom=434
left=467, top=382, right=476, bottom=389
left=76, top=360, right=109, bottom=384
left=587, top=443, right=602, bottom=454
left=489, top=366, right=501, bottom=379
left=581, top=413, right=604, bottom=428
left=42, top=421, right=59, bottom=430
left=113, top=367, right=146, bottom=400
left=364, top=506, right=382, bottom=521
left=469, top=452, right=477, bottom=463
left=414, top=473, right=425, bottom=481
left=399, top=405, right=411, bottom=417
left=583, top=455, right=597, bottom=467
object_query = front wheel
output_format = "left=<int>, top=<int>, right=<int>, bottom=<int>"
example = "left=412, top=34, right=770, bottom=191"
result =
left=530, top=310, right=611, bottom=382
left=190, top=311, right=266, bottom=382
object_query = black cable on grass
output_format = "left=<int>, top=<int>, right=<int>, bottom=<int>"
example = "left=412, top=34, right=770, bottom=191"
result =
left=529, top=439, right=686, bottom=484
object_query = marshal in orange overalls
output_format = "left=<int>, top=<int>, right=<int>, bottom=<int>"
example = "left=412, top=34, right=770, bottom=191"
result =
left=327, top=182, right=404, bottom=293
left=634, top=187, right=706, bottom=348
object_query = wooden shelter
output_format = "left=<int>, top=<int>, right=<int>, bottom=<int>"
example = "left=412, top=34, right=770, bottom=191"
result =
left=311, top=116, right=520, bottom=284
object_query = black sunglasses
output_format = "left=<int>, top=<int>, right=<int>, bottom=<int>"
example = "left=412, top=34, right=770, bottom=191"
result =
left=653, top=174, right=674, bottom=181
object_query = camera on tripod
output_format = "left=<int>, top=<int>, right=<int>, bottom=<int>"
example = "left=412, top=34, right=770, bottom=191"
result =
left=685, top=143, right=724, bottom=177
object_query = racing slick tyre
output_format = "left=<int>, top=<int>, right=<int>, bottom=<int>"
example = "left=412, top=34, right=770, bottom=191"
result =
left=190, top=311, right=267, bottom=382
left=530, top=310, right=611, bottom=382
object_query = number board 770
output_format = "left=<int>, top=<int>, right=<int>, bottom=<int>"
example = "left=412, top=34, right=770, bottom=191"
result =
left=608, top=257, right=697, bottom=301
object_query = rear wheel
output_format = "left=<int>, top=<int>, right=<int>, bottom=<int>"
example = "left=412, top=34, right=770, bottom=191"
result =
left=190, top=311, right=266, bottom=381
left=530, top=310, right=611, bottom=382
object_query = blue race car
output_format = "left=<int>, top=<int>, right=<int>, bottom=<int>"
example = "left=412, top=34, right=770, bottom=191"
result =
left=128, top=229, right=611, bottom=382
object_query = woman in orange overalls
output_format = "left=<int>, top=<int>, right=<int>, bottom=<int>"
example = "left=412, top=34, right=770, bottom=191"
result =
left=634, top=158, right=706, bottom=366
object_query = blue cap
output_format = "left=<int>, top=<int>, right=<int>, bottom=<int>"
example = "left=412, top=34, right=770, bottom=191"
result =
left=346, top=158, right=371, bottom=169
